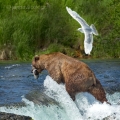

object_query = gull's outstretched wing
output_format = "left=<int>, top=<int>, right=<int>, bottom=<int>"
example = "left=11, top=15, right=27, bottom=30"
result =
left=66, top=7, right=89, bottom=28
left=84, top=33, right=93, bottom=54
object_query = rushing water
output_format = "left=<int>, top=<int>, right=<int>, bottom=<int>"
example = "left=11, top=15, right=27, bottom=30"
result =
left=0, top=59, right=120, bottom=120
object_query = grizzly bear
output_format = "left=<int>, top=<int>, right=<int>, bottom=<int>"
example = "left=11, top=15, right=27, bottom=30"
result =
left=32, top=52, right=109, bottom=104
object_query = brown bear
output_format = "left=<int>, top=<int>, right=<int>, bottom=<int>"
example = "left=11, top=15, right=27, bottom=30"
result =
left=32, top=52, right=109, bottom=104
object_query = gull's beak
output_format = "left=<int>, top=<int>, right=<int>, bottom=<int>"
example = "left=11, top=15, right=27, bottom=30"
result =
left=77, top=28, right=84, bottom=33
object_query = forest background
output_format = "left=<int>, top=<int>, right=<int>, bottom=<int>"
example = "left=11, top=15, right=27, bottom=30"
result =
left=0, top=0, right=120, bottom=60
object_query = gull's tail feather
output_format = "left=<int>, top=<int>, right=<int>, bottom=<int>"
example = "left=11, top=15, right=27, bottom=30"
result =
left=84, top=42, right=92, bottom=55
left=90, top=24, right=98, bottom=35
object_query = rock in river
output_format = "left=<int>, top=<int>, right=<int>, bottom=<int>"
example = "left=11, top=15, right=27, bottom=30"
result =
left=0, top=112, right=33, bottom=120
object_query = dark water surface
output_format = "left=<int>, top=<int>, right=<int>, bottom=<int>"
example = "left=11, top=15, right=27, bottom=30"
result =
left=0, top=63, right=47, bottom=105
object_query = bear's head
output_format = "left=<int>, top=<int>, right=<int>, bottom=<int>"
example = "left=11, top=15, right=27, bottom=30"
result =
left=31, top=55, right=43, bottom=79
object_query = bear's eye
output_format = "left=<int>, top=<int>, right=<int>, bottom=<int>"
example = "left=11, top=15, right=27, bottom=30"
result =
left=32, top=65, right=38, bottom=68
left=33, top=66, right=39, bottom=70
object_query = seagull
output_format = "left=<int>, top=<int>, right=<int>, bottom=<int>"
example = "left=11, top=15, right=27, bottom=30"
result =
left=66, top=7, right=98, bottom=55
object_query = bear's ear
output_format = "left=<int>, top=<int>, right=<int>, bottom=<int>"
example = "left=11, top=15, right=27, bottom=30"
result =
left=34, top=55, right=39, bottom=61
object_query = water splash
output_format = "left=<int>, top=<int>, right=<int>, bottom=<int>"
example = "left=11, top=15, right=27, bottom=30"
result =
left=4, top=64, right=20, bottom=69
left=0, top=97, right=67, bottom=120
left=0, top=76, right=120, bottom=120
left=44, top=76, right=83, bottom=120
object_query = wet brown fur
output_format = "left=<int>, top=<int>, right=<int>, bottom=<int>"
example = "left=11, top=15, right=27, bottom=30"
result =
left=32, top=52, right=108, bottom=103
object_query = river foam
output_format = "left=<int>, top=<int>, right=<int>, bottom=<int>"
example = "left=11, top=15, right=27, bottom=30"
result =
left=0, top=75, right=120, bottom=120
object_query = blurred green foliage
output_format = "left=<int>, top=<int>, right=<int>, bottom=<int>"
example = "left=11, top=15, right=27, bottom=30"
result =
left=0, top=0, right=120, bottom=60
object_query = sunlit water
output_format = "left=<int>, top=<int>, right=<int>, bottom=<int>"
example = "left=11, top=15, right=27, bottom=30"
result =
left=0, top=60, right=120, bottom=120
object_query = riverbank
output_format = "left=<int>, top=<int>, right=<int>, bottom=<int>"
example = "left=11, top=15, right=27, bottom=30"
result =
left=0, top=55, right=119, bottom=65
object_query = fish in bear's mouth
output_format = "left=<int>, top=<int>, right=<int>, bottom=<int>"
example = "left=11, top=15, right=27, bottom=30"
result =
left=32, top=69, right=39, bottom=79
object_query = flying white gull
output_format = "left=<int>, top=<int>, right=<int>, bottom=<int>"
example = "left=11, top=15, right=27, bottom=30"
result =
left=66, top=7, right=98, bottom=55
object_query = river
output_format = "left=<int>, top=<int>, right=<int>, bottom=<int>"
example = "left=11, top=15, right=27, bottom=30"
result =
left=0, top=59, right=120, bottom=120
